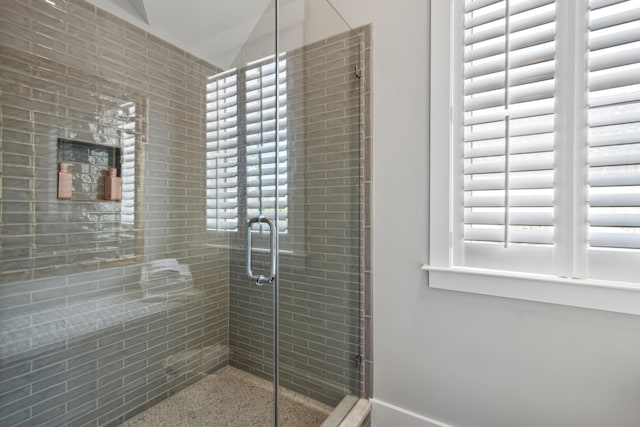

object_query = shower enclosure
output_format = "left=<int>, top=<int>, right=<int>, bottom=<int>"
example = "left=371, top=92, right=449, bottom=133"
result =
left=0, top=0, right=367, bottom=426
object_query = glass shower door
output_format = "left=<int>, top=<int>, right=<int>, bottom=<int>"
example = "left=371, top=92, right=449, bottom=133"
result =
left=275, top=0, right=364, bottom=422
left=229, top=0, right=364, bottom=422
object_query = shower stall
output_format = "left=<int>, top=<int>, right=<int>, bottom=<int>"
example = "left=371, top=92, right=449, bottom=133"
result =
left=0, top=0, right=370, bottom=425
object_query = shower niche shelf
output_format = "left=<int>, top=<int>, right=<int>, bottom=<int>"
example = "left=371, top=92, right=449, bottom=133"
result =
left=57, top=138, right=122, bottom=202
left=57, top=138, right=121, bottom=173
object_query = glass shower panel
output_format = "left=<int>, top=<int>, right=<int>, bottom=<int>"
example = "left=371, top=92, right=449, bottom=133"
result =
left=0, top=0, right=278, bottom=426
left=277, top=0, right=364, bottom=418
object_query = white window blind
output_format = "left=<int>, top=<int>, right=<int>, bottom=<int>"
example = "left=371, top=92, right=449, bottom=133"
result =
left=206, top=56, right=288, bottom=232
left=460, top=0, right=557, bottom=272
left=120, top=102, right=136, bottom=226
left=587, top=0, right=640, bottom=250
left=245, top=57, right=288, bottom=233
left=206, top=69, right=239, bottom=231
left=452, top=0, right=640, bottom=281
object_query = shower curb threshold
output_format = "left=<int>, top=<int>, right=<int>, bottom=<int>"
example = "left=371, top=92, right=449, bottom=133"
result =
left=322, top=395, right=371, bottom=427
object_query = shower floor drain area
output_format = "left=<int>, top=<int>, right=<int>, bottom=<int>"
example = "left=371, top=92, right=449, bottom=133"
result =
left=121, top=366, right=333, bottom=427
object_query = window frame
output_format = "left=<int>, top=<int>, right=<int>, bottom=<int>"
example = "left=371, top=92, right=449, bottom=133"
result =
left=426, top=0, right=640, bottom=316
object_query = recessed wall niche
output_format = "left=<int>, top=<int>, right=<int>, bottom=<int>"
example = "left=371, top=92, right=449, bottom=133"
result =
left=57, top=138, right=122, bottom=201
left=0, top=46, right=146, bottom=280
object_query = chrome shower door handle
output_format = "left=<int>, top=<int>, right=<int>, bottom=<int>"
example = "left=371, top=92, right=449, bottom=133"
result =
left=246, top=216, right=277, bottom=286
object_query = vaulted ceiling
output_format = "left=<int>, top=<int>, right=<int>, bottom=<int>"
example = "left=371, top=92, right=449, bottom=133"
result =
left=86, top=0, right=355, bottom=70
left=86, top=0, right=274, bottom=69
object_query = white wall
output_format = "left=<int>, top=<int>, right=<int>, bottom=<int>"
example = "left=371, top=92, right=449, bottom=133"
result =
left=332, top=1, right=640, bottom=426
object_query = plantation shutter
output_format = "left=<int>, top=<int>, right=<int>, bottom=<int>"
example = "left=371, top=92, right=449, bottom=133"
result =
left=462, top=0, right=557, bottom=250
left=206, top=70, right=239, bottom=231
left=587, top=0, right=640, bottom=250
left=120, top=102, right=136, bottom=226
left=206, top=56, right=288, bottom=233
left=245, top=56, right=288, bottom=232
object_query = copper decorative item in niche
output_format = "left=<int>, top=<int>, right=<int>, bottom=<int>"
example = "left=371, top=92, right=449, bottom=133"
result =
left=105, top=168, right=122, bottom=201
left=57, top=162, right=72, bottom=200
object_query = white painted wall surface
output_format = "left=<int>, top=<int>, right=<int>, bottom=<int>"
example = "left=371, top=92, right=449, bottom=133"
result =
left=331, top=1, right=640, bottom=426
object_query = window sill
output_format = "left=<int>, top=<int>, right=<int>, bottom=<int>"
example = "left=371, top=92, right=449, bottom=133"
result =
left=422, top=264, right=640, bottom=316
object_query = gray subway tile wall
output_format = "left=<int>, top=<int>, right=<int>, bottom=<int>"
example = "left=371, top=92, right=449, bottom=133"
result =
left=0, top=0, right=229, bottom=425
left=0, top=0, right=371, bottom=425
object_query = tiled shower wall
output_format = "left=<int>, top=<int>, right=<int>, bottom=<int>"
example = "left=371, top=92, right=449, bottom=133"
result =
left=0, top=0, right=371, bottom=425
left=228, top=29, right=365, bottom=406
left=0, top=1, right=229, bottom=426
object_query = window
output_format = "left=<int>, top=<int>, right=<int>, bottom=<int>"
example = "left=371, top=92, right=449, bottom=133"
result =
left=206, top=55, right=288, bottom=233
left=119, top=102, right=137, bottom=227
left=206, top=69, right=238, bottom=231
left=427, top=0, right=640, bottom=314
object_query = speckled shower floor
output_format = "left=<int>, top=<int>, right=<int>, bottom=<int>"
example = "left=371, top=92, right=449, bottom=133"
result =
left=121, top=366, right=333, bottom=427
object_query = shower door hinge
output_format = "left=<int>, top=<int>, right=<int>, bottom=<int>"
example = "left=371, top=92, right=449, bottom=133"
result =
left=354, top=65, right=362, bottom=79
left=354, top=354, right=363, bottom=368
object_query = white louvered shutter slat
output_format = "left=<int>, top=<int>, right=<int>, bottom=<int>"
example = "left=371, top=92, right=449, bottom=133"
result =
left=465, top=227, right=553, bottom=244
left=591, top=0, right=629, bottom=10
left=466, top=0, right=503, bottom=13
left=464, top=193, right=554, bottom=207
left=590, top=212, right=640, bottom=227
left=464, top=24, right=555, bottom=62
left=587, top=0, right=640, bottom=250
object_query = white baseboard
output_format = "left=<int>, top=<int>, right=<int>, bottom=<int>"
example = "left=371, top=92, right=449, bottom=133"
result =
left=370, top=399, right=454, bottom=427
